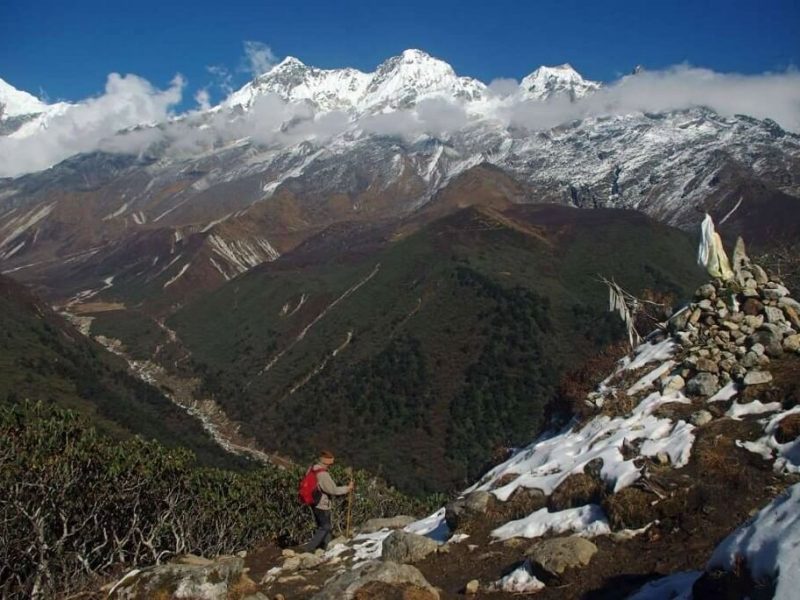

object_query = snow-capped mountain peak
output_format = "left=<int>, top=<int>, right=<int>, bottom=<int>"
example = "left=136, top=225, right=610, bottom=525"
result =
left=224, top=48, right=488, bottom=115
left=0, top=77, right=47, bottom=118
left=520, top=63, right=600, bottom=100
left=362, top=48, right=486, bottom=110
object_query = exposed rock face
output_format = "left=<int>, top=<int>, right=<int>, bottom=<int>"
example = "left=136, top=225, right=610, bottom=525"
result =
left=445, top=490, right=493, bottom=531
left=381, top=530, right=439, bottom=564
left=525, top=536, right=598, bottom=576
left=108, top=555, right=246, bottom=600
left=310, top=560, right=439, bottom=600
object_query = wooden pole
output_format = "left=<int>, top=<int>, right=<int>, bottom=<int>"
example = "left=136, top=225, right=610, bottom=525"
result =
left=346, top=467, right=354, bottom=538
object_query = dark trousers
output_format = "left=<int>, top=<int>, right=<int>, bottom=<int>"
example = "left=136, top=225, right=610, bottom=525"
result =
left=305, top=508, right=332, bottom=551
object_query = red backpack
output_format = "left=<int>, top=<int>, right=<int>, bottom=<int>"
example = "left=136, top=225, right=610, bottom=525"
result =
left=298, top=466, right=327, bottom=506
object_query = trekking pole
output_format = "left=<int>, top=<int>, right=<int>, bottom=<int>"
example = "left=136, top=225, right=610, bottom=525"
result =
left=346, top=467, right=354, bottom=538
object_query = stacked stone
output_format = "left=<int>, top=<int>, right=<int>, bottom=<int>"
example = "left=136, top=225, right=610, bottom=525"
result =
left=667, top=245, right=800, bottom=399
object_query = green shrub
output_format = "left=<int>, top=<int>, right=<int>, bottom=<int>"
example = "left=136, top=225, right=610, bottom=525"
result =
left=0, top=401, right=426, bottom=599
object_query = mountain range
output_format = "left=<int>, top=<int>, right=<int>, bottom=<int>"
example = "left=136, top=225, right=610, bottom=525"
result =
left=1, top=49, right=799, bottom=490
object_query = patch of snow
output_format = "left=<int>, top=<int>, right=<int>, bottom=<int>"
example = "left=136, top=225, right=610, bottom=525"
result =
left=708, top=381, right=738, bottom=403
left=640, top=420, right=695, bottom=467
left=707, top=482, right=800, bottom=599
left=131, top=211, right=147, bottom=225
left=738, top=406, right=800, bottom=474
left=726, top=399, right=782, bottom=420
left=0, top=202, right=55, bottom=248
left=622, top=337, right=678, bottom=372
left=404, top=508, right=449, bottom=542
left=468, top=388, right=693, bottom=501
left=491, top=504, right=610, bottom=541
left=627, top=360, right=676, bottom=395
left=1, top=240, right=25, bottom=259
left=102, top=201, right=130, bottom=221
left=487, top=560, right=546, bottom=594
left=163, top=262, right=190, bottom=289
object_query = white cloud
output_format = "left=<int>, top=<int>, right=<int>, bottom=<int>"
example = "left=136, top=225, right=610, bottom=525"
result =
left=2, top=63, right=798, bottom=179
left=0, top=73, right=184, bottom=178
left=504, top=65, right=800, bottom=133
left=241, top=41, right=278, bottom=77
left=194, top=88, right=211, bottom=111
left=488, top=78, right=520, bottom=98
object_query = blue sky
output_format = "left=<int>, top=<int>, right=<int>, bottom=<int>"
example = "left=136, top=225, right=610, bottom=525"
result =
left=2, top=0, right=798, bottom=108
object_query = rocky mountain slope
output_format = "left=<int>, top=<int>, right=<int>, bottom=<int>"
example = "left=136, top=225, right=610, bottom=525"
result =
left=108, top=238, right=800, bottom=599
left=1, top=50, right=798, bottom=311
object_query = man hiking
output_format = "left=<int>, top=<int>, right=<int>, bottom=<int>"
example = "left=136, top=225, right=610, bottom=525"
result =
left=300, top=450, right=353, bottom=552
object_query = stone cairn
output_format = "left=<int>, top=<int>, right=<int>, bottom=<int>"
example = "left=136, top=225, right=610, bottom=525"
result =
left=667, top=238, right=800, bottom=399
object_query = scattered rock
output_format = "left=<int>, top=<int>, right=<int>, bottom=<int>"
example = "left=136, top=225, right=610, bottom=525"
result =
left=764, top=306, right=786, bottom=324
left=662, top=374, right=685, bottom=392
left=359, top=515, right=417, bottom=534
left=752, top=265, right=769, bottom=285
left=743, top=371, right=773, bottom=386
left=465, top=579, right=480, bottom=595
left=695, top=357, right=719, bottom=374
left=686, top=372, right=720, bottom=397
left=696, top=284, right=716, bottom=300
left=691, top=410, right=714, bottom=426
left=311, top=560, right=439, bottom=600
left=742, top=298, right=764, bottom=316
left=108, top=556, right=245, bottom=600
left=445, top=490, right=492, bottom=531
left=526, top=536, right=598, bottom=576
left=784, top=334, right=800, bottom=353
left=381, top=530, right=439, bottom=564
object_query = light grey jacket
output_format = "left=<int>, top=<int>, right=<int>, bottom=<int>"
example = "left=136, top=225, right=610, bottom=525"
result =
left=313, top=464, right=350, bottom=510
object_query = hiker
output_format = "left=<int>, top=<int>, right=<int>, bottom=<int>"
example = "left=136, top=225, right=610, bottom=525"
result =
left=300, top=450, right=353, bottom=552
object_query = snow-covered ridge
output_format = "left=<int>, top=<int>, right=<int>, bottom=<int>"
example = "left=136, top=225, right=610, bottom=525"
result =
left=0, top=77, right=47, bottom=117
left=223, top=48, right=597, bottom=114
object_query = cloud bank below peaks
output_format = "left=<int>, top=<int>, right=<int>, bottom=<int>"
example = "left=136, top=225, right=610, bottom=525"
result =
left=502, top=65, right=800, bottom=133
left=1, top=63, right=799, bottom=179
left=0, top=73, right=184, bottom=178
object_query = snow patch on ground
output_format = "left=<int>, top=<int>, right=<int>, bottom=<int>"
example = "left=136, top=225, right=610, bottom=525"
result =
left=491, top=504, right=610, bottom=541
left=726, top=399, right=782, bottom=420
left=708, top=380, right=739, bottom=403
left=708, top=482, right=800, bottom=599
left=738, top=406, right=800, bottom=474
left=487, top=560, right=546, bottom=593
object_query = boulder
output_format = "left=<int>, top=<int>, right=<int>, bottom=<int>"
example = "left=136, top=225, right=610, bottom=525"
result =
left=743, top=371, right=773, bottom=386
left=691, top=410, right=714, bottom=427
left=525, top=536, right=598, bottom=576
left=381, top=530, right=439, bottom=564
left=662, top=374, right=685, bottom=392
left=445, top=490, right=492, bottom=531
left=775, top=414, right=800, bottom=444
left=311, top=560, right=439, bottom=600
left=686, top=372, right=720, bottom=397
left=696, top=284, right=717, bottom=300
left=752, top=265, right=769, bottom=285
left=695, top=357, right=720, bottom=374
left=764, top=306, right=786, bottom=324
left=108, top=556, right=245, bottom=600
left=465, top=579, right=480, bottom=595
left=762, top=284, right=790, bottom=300
left=778, top=296, right=800, bottom=313
left=741, top=298, right=764, bottom=316
left=359, top=515, right=417, bottom=534
left=784, top=334, right=800, bottom=353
